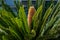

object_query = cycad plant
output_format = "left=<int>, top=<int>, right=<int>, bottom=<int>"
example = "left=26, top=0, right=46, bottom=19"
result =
left=0, top=0, right=60, bottom=40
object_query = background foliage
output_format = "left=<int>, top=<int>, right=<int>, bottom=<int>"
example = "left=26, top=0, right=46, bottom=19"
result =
left=0, top=0, right=60, bottom=40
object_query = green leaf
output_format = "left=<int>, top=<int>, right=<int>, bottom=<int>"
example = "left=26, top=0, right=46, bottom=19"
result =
left=2, top=35, right=8, bottom=40
left=19, top=5, right=30, bottom=36
left=9, top=27, right=22, bottom=40
left=49, top=19, right=60, bottom=35
left=37, top=4, right=53, bottom=38
left=33, top=5, right=43, bottom=31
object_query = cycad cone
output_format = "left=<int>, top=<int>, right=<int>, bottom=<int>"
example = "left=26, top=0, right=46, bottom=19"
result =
left=28, top=6, right=36, bottom=26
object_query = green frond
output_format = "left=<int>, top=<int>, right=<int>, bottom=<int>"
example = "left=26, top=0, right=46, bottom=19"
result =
left=0, top=0, right=60, bottom=40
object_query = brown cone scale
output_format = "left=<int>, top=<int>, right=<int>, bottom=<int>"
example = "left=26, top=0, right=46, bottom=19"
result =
left=27, top=6, right=36, bottom=26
